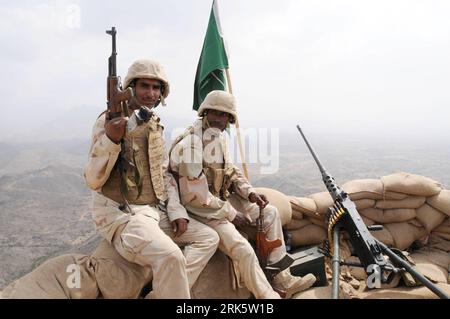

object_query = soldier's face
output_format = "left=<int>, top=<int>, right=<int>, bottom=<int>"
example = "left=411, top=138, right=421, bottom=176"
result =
left=134, top=78, right=162, bottom=108
left=206, top=109, right=231, bottom=131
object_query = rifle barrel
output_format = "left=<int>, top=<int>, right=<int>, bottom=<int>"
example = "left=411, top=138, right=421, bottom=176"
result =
left=106, top=27, right=117, bottom=76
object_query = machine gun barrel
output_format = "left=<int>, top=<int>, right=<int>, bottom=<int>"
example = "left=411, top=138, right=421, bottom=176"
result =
left=296, top=125, right=342, bottom=202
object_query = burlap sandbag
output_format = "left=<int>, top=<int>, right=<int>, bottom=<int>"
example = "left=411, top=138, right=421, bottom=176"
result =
left=1, top=254, right=99, bottom=299
left=381, top=172, right=442, bottom=197
left=354, top=199, right=375, bottom=210
left=409, top=249, right=449, bottom=284
left=291, top=209, right=304, bottom=220
left=370, top=228, right=395, bottom=247
left=292, top=286, right=333, bottom=299
left=285, top=218, right=312, bottom=231
left=290, top=224, right=327, bottom=248
left=289, top=196, right=320, bottom=218
left=306, top=216, right=327, bottom=229
left=428, top=234, right=450, bottom=252
left=431, top=231, right=450, bottom=241
left=359, top=283, right=450, bottom=299
left=416, top=204, right=447, bottom=233
left=342, top=179, right=387, bottom=200
left=384, top=223, right=428, bottom=250
left=91, top=240, right=152, bottom=299
left=383, top=191, right=409, bottom=200
left=293, top=281, right=359, bottom=299
left=375, top=196, right=426, bottom=210
left=409, top=218, right=424, bottom=228
left=427, top=190, right=450, bottom=217
left=310, top=192, right=334, bottom=215
left=255, top=187, right=292, bottom=226
left=360, top=207, right=416, bottom=224
left=433, top=217, right=450, bottom=235
left=317, top=177, right=403, bottom=202
left=416, top=248, right=450, bottom=273
left=191, top=250, right=251, bottom=299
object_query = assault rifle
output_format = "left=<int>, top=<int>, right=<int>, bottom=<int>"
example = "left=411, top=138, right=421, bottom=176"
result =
left=296, top=125, right=449, bottom=299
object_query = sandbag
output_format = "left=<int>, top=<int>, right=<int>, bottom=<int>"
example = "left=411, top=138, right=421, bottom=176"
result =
left=342, top=179, right=384, bottom=200
left=255, top=187, right=292, bottom=226
left=428, top=234, right=450, bottom=252
left=408, top=218, right=424, bottom=228
left=310, top=192, right=334, bottom=215
left=290, top=224, right=327, bottom=247
left=433, top=217, right=450, bottom=235
left=415, top=247, right=450, bottom=272
left=191, top=250, right=251, bottom=299
left=1, top=254, right=99, bottom=299
left=354, top=199, right=375, bottom=210
left=285, top=218, right=312, bottom=231
left=291, top=209, right=304, bottom=220
left=381, top=172, right=442, bottom=197
left=293, top=281, right=359, bottom=299
left=306, top=216, right=327, bottom=229
left=292, top=286, right=333, bottom=299
left=416, top=204, right=447, bottom=233
left=431, top=231, right=450, bottom=241
left=384, top=223, right=428, bottom=250
left=91, top=240, right=152, bottom=299
left=370, top=228, right=395, bottom=247
left=409, top=250, right=449, bottom=284
left=360, top=207, right=416, bottom=224
left=427, top=190, right=450, bottom=217
left=383, top=191, right=409, bottom=200
left=359, top=283, right=450, bottom=299
left=375, top=196, right=426, bottom=210
left=289, top=196, right=319, bottom=218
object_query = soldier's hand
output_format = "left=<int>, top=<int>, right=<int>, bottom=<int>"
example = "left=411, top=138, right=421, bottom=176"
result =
left=248, top=192, right=269, bottom=209
left=232, top=212, right=250, bottom=228
left=171, top=218, right=189, bottom=237
left=105, top=114, right=127, bottom=144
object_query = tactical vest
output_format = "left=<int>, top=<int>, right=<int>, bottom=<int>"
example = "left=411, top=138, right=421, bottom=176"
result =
left=170, top=119, right=237, bottom=200
left=102, top=115, right=168, bottom=205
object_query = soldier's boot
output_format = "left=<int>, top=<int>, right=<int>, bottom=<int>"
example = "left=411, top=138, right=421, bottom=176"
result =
left=271, top=269, right=316, bottom=299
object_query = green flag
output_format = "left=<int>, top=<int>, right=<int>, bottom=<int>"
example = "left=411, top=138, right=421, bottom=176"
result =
left=193, top=0, right=229, bottom=110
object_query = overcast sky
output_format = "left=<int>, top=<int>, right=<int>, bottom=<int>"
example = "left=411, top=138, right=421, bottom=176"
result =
left=1, top=0, right=449, bottom=143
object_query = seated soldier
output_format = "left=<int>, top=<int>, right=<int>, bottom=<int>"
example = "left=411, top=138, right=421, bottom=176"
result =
left=169, top=90, right=316, bottom=298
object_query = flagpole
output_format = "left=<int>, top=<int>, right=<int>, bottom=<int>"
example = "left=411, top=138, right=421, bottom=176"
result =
left=225, top=68, right=250, bottom=181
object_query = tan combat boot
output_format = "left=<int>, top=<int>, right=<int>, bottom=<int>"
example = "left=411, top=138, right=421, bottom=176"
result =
left=272, top=269, right=316, bottom=299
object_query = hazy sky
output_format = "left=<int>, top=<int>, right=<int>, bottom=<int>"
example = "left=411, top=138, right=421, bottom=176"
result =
left=1, top=0, right=450, bottom=142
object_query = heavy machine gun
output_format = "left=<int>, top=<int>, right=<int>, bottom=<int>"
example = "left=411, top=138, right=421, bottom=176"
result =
left=296, top=125, right=449, bottom=299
